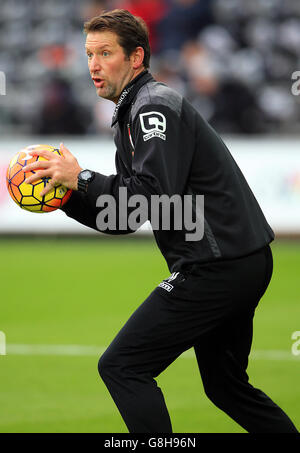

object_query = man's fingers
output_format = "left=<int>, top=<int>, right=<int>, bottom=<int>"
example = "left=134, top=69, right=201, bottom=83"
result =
left=22, top=144, right=78, bottom=192
left=29, top=149, right=56, bottom=160
left=59, top=142, right=72, bottom=158
left=24, top=172, right=55, bottom=197
left=24, top=170, right=49, bottom=185
left=23, top=161, right=49, bottom=173
left=39, top=180, right=55, bottom=197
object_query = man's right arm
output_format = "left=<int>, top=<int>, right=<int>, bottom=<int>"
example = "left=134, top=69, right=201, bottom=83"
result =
left=61, top=153, right=135, bottom=235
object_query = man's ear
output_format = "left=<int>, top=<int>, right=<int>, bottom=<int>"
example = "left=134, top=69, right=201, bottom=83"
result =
left=131, top=46, right=145, bottom=70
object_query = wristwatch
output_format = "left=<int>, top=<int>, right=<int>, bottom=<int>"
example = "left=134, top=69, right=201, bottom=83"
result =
left=77, top=169, right=95, bottom=193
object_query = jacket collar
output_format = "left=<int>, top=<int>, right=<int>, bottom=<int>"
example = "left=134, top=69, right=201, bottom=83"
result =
left=111, top=70, right=154, bottom=127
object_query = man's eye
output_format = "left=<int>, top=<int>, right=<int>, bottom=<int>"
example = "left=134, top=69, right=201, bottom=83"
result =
left=103, top=51, right=110, bottom=57
left=87, top=53, right=92, bottom=58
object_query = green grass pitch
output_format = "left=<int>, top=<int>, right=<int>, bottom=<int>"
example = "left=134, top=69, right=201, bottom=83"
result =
left=0, top=236, right=299, bottom=433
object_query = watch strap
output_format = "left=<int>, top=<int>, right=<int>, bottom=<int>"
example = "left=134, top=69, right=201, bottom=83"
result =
left=77, top=170, right=95, bottom=193
left=77, top=178, right=89, bottom=193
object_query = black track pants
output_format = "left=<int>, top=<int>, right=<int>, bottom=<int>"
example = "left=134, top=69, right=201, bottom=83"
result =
left=98, top=245, right=298, bottom=433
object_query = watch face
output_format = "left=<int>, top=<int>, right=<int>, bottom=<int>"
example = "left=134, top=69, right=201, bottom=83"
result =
left=80, top=170, right=93, bottom=181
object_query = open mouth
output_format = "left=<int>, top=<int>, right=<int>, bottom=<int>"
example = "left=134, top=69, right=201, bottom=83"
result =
left=92, top=78, right=104, bottom=88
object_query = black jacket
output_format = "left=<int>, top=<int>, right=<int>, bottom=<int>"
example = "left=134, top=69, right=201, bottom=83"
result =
left=61, top=71, right=274, bottom=273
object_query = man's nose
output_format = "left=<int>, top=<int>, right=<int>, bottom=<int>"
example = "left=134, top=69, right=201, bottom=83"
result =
left=89, top=56, right=101, bottom=72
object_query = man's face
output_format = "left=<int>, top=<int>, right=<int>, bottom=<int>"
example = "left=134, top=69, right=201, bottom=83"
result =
left=86, top=31, right=137, bottom=103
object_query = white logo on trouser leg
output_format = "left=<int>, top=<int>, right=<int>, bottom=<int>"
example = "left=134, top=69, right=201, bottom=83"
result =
left=158, top=272, right=180, bottom=292
left=167, top=272, right=179, bottom=283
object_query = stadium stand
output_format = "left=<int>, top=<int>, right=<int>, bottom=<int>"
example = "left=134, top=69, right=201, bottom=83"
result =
left=0, top=0, right=299, bottom=136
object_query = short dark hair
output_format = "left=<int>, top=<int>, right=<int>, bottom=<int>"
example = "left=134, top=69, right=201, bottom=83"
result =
left=83, top=9, right=151, bottom=69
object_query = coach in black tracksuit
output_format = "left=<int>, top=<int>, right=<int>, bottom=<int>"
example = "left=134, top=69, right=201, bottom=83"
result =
left=60, top=12, right=298, bottom=433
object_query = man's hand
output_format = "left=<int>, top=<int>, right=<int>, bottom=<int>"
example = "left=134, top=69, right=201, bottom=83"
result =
left=23, top=143, right=82, bottom=197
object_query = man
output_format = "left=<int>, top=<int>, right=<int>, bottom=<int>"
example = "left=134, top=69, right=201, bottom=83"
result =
left=23, top=10, right=298, bottom=433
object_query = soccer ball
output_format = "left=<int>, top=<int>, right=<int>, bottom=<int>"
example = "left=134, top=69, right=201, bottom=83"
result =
left=6, top=144, right=72, bottom=213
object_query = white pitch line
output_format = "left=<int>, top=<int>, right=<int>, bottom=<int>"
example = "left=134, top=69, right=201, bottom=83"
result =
left=3, top=344, right=300, bottom=361
left=6, top=344, right=106, bottom=356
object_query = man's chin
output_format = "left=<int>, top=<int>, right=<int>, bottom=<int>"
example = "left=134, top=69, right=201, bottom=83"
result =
left=96, top=87, right=116, bottom=102
left=96, top=87, right=105, bottom=96
left=96, top=89, right=108, bottom=100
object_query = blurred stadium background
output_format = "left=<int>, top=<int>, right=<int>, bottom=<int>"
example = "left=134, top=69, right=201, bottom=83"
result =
left=0, top=0, right=300, bottom=433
